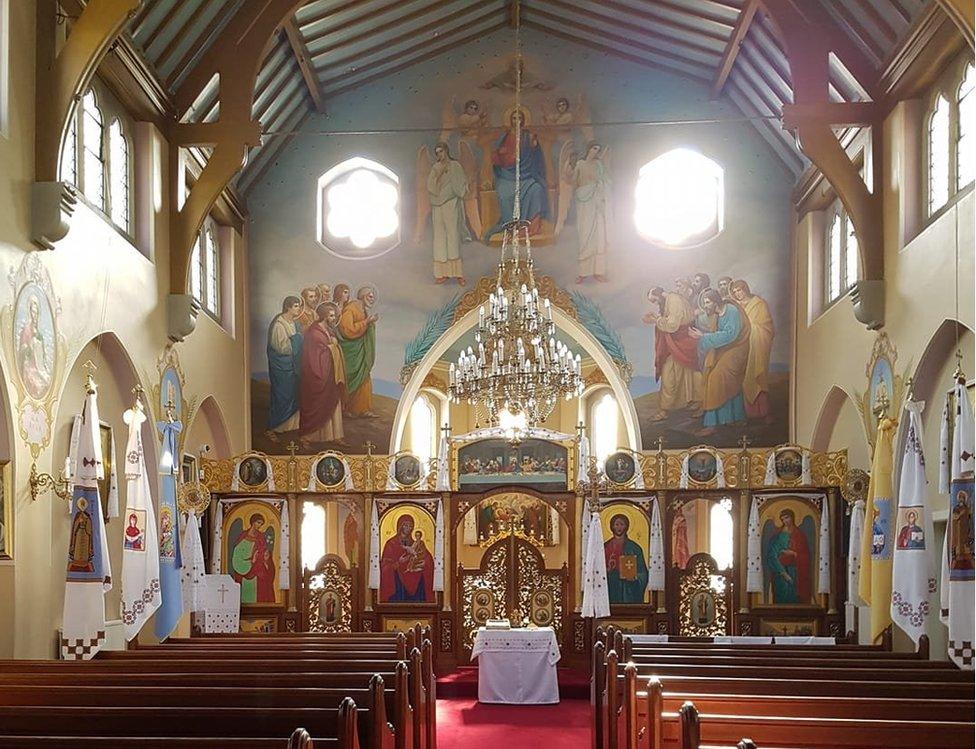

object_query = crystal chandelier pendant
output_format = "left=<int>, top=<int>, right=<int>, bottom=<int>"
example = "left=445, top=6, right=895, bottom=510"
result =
left=447, top=220, right=584, bottom=428
left=446, top=12, right=582, bottom=430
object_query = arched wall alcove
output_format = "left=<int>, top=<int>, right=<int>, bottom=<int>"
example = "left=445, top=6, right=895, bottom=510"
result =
left=892, top=318, right=975, bottom=485
left=391, top=303, right=640, bottom=453
left=186, top=395, right=233, bottom=460
left=810, top=383, right=871, bottom=470
left=49, top=332, right=158, bottom=644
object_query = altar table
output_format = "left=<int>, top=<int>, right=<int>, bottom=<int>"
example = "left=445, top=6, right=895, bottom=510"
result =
left=471, top=627, right=560, bottom=704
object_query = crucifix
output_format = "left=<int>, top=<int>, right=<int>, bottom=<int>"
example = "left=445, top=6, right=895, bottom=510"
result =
left=217, top=583, right=229, bottom=605
left=364, top=441, right=375, bottom=490
left=739, top=435, right=751, bottom=452
left=82, top=359, right=98, bottom=394
left=286, top=440, right=300, bottom=493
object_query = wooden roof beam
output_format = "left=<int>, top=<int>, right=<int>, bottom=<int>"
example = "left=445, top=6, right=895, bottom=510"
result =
left=525, top=6, right=719, bottom=72
left=541, top=0, right=724, bottom=60
left=509, top=0, right=519, bottom=29
left=35, top=0, right=141, bottom=184
left=711, top=0, right=758, bottom=98
left=936, top=0, right=975, bottom=50
left=324, top=19, right=510, bottom=96
left=522, top=19, right=712, bottom=83
left=284, top=19, right=326, bottom=113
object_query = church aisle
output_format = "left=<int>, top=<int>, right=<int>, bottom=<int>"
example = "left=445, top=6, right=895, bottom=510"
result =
left=437, top=697, right=590, bottom=749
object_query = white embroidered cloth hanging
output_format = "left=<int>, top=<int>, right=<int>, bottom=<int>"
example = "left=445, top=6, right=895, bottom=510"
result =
left=106, top=433, right=119, bottom=519
left=278, top=501, right=290, bottom=590
left=581, top=509, right=610, bottom=618
left=647, top=497, right=665, bottom=592
left=847, top=499, right=865, bottom=606
left=435, top=436, right=450, bottom=491
left=942, top=379, right=975, bottom=669
left=679, top=454, right=690, bottom=489
left=61, top=390, right=111, bottom=660
left=939, top=395, right=951, bottom=495
left=120, top=401, right=160, bottom=641
left=746, top=496, right=762, bottom=593
left=890, top=399, right=935, bottom=645
left=210, top=501, right=224, bottom=574
left=764, top=452, right=777, bottom=486
left=433, top=499, right=445, bottom=591
left=368, top=501, right=380, bottom=590
left=180, top=511, right=207, bottom=613
left=817, top=495, right=830, bottom=594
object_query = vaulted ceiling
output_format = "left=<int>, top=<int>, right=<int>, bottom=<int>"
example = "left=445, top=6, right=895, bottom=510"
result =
left=125, top=0, right=930, bottom=193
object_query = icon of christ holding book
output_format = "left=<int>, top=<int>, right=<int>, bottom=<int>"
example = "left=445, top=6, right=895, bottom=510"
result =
left=604, top=513, right=648, bottom=604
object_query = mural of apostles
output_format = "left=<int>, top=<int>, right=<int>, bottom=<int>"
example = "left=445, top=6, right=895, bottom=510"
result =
left=416, top=80, right=611, bottom=284
left=261, top=282, right=379, bottom=452
left=603, top=511, right=648, bottom=604
left=761, top=504, right=816, bottom=605
left=641, top=273, right=777, bottom=443
left=379, top=510, right=435, bottom=604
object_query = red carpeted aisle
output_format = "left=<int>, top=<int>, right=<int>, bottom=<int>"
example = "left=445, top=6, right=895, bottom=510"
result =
left=436, top=667, right=591, bottom=748
left=437, top=697, right=590, bottom=748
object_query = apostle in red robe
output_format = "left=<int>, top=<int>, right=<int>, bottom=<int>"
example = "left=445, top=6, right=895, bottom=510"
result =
left=299, top=302, right=346, bottom=448
left=644, top=287, right=701, bottom=421
left=380, top=514, right=435, bottom=603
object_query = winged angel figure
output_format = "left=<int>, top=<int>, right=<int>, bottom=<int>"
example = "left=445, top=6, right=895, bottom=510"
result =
left=415, top=97, right=495, bottom=283
left=568, top=141, right=611, bottom=284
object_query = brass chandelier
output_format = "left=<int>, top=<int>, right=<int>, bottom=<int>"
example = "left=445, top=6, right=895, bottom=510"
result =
left=447, top=15, right=583, bottom=427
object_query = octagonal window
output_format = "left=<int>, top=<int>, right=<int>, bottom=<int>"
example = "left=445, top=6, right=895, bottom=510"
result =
left=634, top=148, right=724, bottom=248
left=317, top=157, right=400, bottom=259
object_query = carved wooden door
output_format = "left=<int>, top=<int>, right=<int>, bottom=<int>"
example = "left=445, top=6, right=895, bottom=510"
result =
left=458, top=534, right=567, bottom=656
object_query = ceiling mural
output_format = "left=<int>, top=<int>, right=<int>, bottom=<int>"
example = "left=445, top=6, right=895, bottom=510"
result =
left=247, top=30, right=795, bottom=454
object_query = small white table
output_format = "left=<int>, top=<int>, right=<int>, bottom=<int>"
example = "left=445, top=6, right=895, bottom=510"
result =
left=471, top=627, right=560, bottom=704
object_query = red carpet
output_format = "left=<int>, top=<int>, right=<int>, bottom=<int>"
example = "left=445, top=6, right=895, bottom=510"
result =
left=437, top=697, right=590, bottom=748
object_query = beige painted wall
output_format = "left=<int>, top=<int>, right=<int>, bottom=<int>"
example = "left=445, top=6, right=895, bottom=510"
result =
left=794, top=73, right=975, bottom=654
left=0, top=1, right=250, bottom=657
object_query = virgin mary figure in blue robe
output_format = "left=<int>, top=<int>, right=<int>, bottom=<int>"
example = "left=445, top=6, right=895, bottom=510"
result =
left=484, top=110, right=550, bottom=241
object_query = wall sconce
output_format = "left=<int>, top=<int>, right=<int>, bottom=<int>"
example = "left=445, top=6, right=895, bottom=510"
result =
left=29, top=460, right=71, bottom=502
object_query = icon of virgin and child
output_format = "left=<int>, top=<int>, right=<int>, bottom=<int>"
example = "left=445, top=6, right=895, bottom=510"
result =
left=380, top=513, right=435, bottom=603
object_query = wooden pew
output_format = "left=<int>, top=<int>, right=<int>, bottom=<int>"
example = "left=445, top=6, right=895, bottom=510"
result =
left=0, top=706, right=356, bottom=749
left=0, top=652, right=422, bottom=748
left=671, top=699, right=974, bottom=749
left=595, top=636, right=975, bottom=749
left=604, top=655, right=974, bottom=749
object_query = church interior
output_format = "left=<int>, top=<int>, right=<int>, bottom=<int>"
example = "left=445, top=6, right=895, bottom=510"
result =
left=0, top=0, right=974, bottom=746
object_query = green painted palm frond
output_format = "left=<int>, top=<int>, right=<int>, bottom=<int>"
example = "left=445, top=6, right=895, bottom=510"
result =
left=570, top=291, right=629, bottom=365
left=404, top=294, right=462, bottom=365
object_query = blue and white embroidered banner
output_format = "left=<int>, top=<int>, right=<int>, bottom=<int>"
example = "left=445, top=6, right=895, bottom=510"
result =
left=154, top=418, right=184, bottom=640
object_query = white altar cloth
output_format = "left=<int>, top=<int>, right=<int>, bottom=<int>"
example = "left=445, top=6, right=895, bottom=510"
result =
left=471, top=627, right=560, bottom=704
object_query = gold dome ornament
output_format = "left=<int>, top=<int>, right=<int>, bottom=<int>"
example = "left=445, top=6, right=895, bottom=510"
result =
left=843, top=467, right=869, bottom=507
left=177, top=480, right=212, bottom=517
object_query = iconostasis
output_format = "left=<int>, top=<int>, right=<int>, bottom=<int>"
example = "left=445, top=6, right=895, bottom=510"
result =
left=199, top=434, right=850, bottom=670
